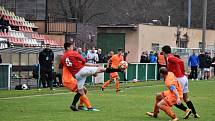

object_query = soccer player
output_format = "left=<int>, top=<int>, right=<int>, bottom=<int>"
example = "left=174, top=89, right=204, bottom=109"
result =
left=101, top=49, right=124, bottom=93
left=162, top=45, right=200, bottom=118
left=62, top=66, right=90, bottom=111
left=146, top=67, right=183, bottom=121
left=60, top=41, right=123, bottom=111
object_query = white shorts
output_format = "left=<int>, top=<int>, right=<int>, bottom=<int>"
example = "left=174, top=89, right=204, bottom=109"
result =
left=204, top=68, right=210, bottom=72
left=75, top=66, right=98, bottom=89
left=176, top=75, right=189, bottom=93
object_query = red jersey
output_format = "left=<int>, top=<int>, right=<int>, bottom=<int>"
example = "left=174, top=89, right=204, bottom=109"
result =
left=167, top=54, right=185, bottom=77
left=60, top=50, right=86, bottom=76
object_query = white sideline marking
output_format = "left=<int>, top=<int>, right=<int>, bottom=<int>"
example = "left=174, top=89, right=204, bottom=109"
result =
left=0, top=85, right=162, bottom=100
left=0, top=80, right=213, bottom=100
left=0, top=92, right=71, bottom=100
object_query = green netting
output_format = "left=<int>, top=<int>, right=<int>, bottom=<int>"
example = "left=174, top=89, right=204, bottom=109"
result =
left=147, top=64, right=157, bottom=80
left=0, top=65, right=10, bottom=90
left=127, top=64, right=137, bottom=80
left=85, top=76, right=92, bottom=83
left=137, top=64, right=146, bottom=81
left=84, top=63, right=157, bottom=84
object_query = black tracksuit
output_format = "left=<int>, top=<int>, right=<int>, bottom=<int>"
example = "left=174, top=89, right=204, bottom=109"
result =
left=39, top=48, right=54, bottom=89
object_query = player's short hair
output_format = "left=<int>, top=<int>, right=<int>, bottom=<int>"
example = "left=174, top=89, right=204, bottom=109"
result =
left=118, top=48, right=123, bottom=52
left=159, top=67, right=168, bottom=75
left=162, top=45, right=171, bottom=54
left=64, top=41, right=74, bottom=50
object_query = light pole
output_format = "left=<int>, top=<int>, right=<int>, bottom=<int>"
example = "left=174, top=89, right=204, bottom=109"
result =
left=188, top=0, right=192, bottom=28
left=202, top=0, right=207, bottom=51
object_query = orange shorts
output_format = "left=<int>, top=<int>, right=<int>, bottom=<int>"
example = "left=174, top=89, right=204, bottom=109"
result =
left=110, top=72, right=119, bottom=79
left=63, top=82, right=78, bottom=92
left=161, top=91, right=177, bottom=107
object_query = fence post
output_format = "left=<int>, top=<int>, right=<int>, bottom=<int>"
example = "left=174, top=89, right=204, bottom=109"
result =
left=146, top=64, right=148, bottom=82
left=136, top=64, right=138, bottom=80
left=8, top=64, right=12, bottom=90
left=155, top=64, right=157, bottom=80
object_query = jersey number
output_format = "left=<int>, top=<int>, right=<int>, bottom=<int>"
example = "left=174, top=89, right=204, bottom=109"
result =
left=65, top=58, right=72, bottom=67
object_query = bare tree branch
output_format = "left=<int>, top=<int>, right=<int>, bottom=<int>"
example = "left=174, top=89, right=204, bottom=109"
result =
left=84, top=11, right=108, bottom=23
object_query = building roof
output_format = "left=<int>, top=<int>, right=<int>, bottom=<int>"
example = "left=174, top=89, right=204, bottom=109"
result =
left=98, top=24, right=138, bottom=28
left=0, top=47, right=63, bottom=54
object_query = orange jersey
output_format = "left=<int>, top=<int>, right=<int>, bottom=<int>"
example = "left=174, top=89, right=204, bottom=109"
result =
left=158, top=54, right=166, bottom=66
left=62, top=66, right=77, bottom=92
left=164, top=72, right=183, bottom=99
left=110, top=54, right=124, bottom=68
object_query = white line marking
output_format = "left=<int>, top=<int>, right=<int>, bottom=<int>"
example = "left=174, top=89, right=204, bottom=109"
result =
left=0, top=80, right=213, bottom=100
left=0, top=92, right=71, bottom=100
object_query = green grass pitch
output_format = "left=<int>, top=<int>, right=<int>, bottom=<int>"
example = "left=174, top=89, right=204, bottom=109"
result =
left=0, top=80, right=215, bottom=121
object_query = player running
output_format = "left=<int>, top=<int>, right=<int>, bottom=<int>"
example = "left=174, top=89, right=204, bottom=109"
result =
left=162, top=45, right=200, bottom=118
left=60, top=41, right=123, bottom=111
left=146, top=67, right=183, bottom=121
left=101, top=49, right=124, bottom=93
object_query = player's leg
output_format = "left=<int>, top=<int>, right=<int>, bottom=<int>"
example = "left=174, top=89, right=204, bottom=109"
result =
left=183, top=93, right=200, bottom=118
left=47, top=70, right=54, bottom=90
left=146, top=93, right=164, bottom=118
left=78, top=87, right=89, bottom=110
left=176, top=76, right=192, bottom=119
left=157, top=99, right=178, bottom=121
left=194, top=66, right=198, bottom=80
left=101, top=75, right=113, bottom=91
left=75, top=67, right=100, bottom=111
left=115, top=77, right=121, bottom=92
left=96, top=67, right=123, bottom=74
left=182, top=76, right=200, bottom=117
left=191, top=66, right=195, bottom=80
left=101, top=79, right=112, bottom=90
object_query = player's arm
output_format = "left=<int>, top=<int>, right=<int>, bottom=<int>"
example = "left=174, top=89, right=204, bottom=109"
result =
left=169, top=85, right=181, bottom=105
left=107, top=57, right=112, bottom=68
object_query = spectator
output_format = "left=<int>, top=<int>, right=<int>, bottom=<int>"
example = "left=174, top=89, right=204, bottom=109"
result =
left=77, top=48, right=87, bottom=59
left=212, top=55, right=215, bottom=76
left=97, top=48, right=105, bottom=63
left=149, top=51, right=157, bottom=63
left=39, top=44, right=54, bottom=90
left=157, top=52, right=166, bottom=80
left=108, top=51, right=114, bottom=60
left=0, top=16, right=9, bottom=33
left=140, top=52, right=149, bottom=63
left=188, top=51, right=199, bottom=80
left=204, top=52, right=212, bottom=80
left=198, top=50, right=206, bottom=80
left=0, top=54, right=2, bottom=63
left=87, top=47, right=99, bottom=63
left=123, top=51, right=130, bottom=61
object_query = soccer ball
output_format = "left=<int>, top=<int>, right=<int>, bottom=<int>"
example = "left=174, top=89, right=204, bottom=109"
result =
left=22, top=84, right=29, bottom=90
left=119, top=61, right=128, bottom=70
left=132, top=79, right=138, bottom=83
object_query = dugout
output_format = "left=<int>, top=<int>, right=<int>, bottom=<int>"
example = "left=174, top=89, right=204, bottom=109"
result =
left=0, top=46, right=63, bottom=90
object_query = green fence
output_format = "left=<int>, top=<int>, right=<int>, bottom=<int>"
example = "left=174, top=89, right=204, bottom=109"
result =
left=87, top=63, right=158, bottom=84
left=0, top=64, right=12, bottom=90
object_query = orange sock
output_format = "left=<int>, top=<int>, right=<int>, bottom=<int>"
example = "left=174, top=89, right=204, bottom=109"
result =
left=159, top=103, right=176, bottom=119
left=116, top=79, right=120, bottom=91
left=102, top=80, right=111, bottom=89
left=79, top=96, right=84, bottom=106
left=80, top=94, right=92, bottom=108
